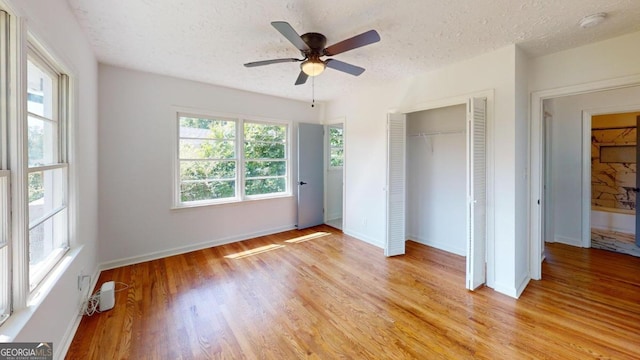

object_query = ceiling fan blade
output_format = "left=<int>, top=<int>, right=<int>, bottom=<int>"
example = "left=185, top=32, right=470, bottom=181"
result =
left=295, top=71, right=308, bottom=85
left=324, top=30, right=380, bottom=56
left=271, top=21, right=310, bottom=52
left=244, top=58, right=301, bottom=67
left=325, top=59, right=365, bottom=76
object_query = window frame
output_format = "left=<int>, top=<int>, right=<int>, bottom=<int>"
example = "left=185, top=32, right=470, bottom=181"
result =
left=242, top=119, right=289, bottom=200
left=173, top=110, right=292, bottom=208
left=176, top=113, right=240, bottom=206
left=0, top=3, right=76, bottom=330
left=0, top=8, right=10, bottom=325
left=24, top=42, right=70, bottom=292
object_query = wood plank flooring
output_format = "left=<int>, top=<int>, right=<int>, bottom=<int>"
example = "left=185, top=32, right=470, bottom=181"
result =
left=66, top=225, right=640, bottom=359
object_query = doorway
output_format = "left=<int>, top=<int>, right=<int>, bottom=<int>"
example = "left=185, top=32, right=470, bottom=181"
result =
left=531, top=83, right=640, bottom=279
left=386, top=95, right=490, bottom=290
left=325, top=123, right=344, bottom=230
left=588, top=111, right=640, bottom=256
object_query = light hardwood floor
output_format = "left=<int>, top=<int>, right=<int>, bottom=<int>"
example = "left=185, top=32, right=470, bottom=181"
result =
left=66, top=225, right=640, bottom=359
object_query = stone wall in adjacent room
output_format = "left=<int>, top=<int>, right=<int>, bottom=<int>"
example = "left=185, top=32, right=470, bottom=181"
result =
left=591, top=112, right=640, bottom=210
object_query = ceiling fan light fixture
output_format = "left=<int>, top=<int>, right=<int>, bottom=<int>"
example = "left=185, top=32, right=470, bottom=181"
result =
left=301, top=58, right=325, bottom=77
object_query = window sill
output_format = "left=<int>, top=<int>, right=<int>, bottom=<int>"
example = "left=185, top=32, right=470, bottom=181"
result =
left=171, top=193, right=294, bottom=210
left=0, top=245, right=83, bottom=342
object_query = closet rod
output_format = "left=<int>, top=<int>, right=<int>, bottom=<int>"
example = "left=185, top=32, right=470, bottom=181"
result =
left=408, top=129, right=465, bottom=137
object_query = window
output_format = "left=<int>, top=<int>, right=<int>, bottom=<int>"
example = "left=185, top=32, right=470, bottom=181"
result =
left=328, top=125, right=344, bottom=168
left=178, top=116, right=237, bottom=203
left=26, top=47, right=69, bottom=290
left=176, top=113, right=289, bottom=207
left=0, top=8, right=72, bottom=327
left=0, top=8, right=10, bottom=324
left=244, top=122, right=287, bottom=196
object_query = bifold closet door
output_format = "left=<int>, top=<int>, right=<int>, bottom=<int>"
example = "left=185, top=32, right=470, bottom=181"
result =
left=385, top=113, right=406, bottom=257
left=466, top=97, right=487, bottom=290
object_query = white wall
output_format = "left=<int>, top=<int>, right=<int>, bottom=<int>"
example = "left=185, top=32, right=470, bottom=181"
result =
left=3, top=0, right=99, bottom=355
left=547, top=86, right=640, bottom=246
left=98, top=65, right=321, bottom=266
left=325, top=45, right=526, bottom=296
left=529, top=31, right=640, bottom=92
left=406, top=105, right=466, bottom=256
left=514, top=47, right=529, bottom=291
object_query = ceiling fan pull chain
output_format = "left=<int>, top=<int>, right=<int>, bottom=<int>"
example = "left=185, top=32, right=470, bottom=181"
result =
left=311, top=76, right=315, bottom=108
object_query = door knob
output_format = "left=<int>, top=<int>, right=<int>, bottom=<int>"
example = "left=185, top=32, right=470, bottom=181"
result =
left=299, top=181, right=307, bottom=185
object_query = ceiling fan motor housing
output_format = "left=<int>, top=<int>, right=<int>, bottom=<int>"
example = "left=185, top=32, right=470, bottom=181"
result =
left=301, top=33, right=327, bottom=55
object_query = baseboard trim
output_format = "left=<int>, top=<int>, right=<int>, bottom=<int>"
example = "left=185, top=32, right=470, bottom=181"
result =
left=515, top=274, right=530, bottom=299
left=100, top=224, right=297, bottom=271
left=57, top=266, right=101, bottom=359
left=407, top=234, right=466, bottom=256
left=554, top=235, right=582, bottom=247
left=325, top=213, right=342, bottom=221
left=343, top=229, right=383, bottom=248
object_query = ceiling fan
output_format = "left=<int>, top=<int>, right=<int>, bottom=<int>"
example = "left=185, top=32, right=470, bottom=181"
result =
left=244, top=21, right=380, bottom=85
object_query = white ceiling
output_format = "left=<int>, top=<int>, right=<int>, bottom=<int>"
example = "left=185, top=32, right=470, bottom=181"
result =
left=66, top=0, right=640, bottom=102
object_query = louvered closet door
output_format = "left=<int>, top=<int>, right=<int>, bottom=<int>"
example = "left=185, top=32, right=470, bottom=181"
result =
left=386, top=113, right=406, bottom=256
left=466, top=97, right=487, bottom=290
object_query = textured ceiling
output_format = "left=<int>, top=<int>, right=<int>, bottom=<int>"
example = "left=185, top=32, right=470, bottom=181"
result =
left=66, top=0, right=640, bottom=102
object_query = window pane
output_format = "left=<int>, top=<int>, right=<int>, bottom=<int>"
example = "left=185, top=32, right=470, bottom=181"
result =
left=0, top=246, right=8, bottom=316
left=28, top=169, right=65, bottom=225
left=330, top=148, right=344, bottom=167
left=244, top=123, right=286, bottom=142
left=245, top=161, right=287, bottom=178
left=0, top=172, right=9, bottom=315
left=27, top=60, right=54, bottom=119
left=0, top=173, right=8, bottom=248
left=179, top=139, right=235, bottom=159
left=28, top=116, right=57, bottom=167
left=244, top=142, right=285, bottom=159
left=245, top=177, right=286, bottom=196
left=29, top=208, right=67, bottom=268
left=329, top=127, right=343, bottom=147
left=179, top=117, right=235, bottom=139
left=181, top=180, right=235, bottom=201
left=180, top=160, right=235, bottom=181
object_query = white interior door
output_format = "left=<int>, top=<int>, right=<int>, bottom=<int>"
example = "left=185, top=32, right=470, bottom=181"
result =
left=297, top=123, right=324, bottom=229
left=466, top=97, right=487, bottom=290
left=386, top=113, right=406, bottom=256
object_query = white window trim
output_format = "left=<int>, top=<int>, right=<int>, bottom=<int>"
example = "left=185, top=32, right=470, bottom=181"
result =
left=172, top=108, right=292, bottom=209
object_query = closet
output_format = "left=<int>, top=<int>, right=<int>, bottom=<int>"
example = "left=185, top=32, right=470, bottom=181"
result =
left=406, top=104, right=467, bottom=256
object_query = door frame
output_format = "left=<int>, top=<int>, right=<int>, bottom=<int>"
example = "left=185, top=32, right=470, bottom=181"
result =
left=396, top=89, right=495, bottom=288
left=529, top=74, right=640, bottom=280
left=580, top=105, right=640, bottom=248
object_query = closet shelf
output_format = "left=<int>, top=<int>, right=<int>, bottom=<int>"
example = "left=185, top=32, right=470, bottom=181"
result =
left=408, top=130, right=465, bottom=137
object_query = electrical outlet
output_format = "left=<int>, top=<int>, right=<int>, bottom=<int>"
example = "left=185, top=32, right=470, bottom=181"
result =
left=78, top=272, right=90, bottom=292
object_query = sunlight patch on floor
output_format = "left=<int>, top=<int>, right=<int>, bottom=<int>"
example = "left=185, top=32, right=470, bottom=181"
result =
left=224, top=244, right=285, bottom=259
left=284, top=232, right=331, bottom=244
